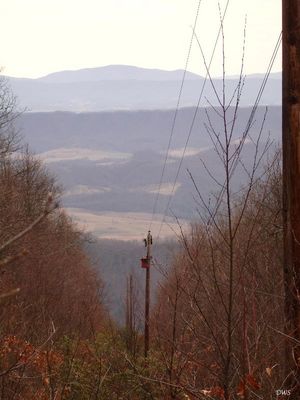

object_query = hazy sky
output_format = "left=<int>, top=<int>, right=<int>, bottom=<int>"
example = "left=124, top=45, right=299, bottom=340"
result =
left=0, top=0, right=281, bottom=78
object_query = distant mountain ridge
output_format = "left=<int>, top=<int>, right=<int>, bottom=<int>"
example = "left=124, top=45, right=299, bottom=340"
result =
left=38, top=65, right=202, bottom=83
left=16, top=106, right=281, bottom=154
left=3, top=65, right=282, bottom=112
left=4, top=65, right=281, bottom=83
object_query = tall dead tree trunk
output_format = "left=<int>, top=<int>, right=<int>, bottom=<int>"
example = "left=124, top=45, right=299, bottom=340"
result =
left=282, top=0, right=300, bottom=392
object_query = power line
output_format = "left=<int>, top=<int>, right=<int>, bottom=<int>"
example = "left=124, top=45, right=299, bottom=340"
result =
left=208, top=30, right=282, bottom=222
left=155, top=0, right=231, bottom=241
left=152, top=6, right=281, bottom=244
left=186, top=30, right=282, bottom=238
left=149, top=0, right=203, bottom=230
left=156, top=27, right=281, bottom=243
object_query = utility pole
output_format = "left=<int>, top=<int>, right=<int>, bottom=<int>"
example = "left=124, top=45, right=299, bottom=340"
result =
left=126, top=275, right=134, bottom=353
left=143, top=230, right=152, bottom=358
left=129, top=274, right=133, bottom=353
left=126, top=277, right=129, bottom=331
left=282, top=0, right=300, bottom=391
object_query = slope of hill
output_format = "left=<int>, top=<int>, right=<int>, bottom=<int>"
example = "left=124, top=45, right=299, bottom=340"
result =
left=16, top=106, right=281, bottom=153
left=16, top=106, right=281, bottom=240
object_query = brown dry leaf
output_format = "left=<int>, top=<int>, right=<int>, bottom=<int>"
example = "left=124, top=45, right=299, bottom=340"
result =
left=246, top=374, right=260, bottom=390
left=266, top=367, right=272, bottom=377
left=200, top=389, right=211, bottom=396
left=237, top=380, right=246, bottom=398
left=43, top=377, right=50, bottom=386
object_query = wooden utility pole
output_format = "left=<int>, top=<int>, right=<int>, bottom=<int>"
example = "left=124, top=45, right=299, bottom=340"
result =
left=126, top=275, right=134, bottom=352
left=144, top=230, right=152, bottom=358
left=282, top=0, right=300, bottom=390
left=126, top=277, right=130, bottom=331
left=129, top=274, right=133, bottom=342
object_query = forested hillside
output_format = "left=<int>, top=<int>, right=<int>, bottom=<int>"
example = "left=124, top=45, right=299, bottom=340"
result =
left=0, top=78, right=110, bottom=398
left=153, top=155, right=285, bottom=398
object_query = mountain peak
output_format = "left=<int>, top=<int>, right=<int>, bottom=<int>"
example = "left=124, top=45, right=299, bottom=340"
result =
left=38, top=65, right=203, bottom=83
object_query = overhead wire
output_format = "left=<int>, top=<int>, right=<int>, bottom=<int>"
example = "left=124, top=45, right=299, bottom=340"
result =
left=149, top=0, right=203, bottom=231
left=202, top=30, right=282, bottom=224
left=155, top=22, right=282, bottom=243
left=177, top=29, right=283, bottom=252
left=154, top=0, right=231, bottom=241
left=150, top=4, right=282, bottom=245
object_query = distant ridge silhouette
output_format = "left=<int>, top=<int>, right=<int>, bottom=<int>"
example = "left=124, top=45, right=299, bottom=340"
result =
left=2, top=65, right=282, bottom=112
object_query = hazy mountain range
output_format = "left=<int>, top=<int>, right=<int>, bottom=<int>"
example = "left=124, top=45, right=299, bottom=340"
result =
left=5, top=65, right=282, bottom=112
left=5, top=65, right=282, bottom=240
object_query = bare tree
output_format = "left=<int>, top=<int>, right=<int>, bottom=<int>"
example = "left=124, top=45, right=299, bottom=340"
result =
left=153, top=20, right=284, bottom=399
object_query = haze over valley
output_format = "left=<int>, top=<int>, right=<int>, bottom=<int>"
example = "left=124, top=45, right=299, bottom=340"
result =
left=7, top=65, right=281, bottom=241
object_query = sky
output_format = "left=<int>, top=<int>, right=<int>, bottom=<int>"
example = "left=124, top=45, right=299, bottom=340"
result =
left=0, top=0, right=282, bottom=78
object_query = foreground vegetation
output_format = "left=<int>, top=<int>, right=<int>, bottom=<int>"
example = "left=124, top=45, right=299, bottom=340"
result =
left=0, top=151, right=284, bottom=399
left=0, top=71, right=289, bottom=399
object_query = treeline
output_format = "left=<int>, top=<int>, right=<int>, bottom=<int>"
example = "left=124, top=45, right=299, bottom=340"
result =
left=0, top=78, right=178, bottom=400
left=152, top=155, right=284, bottom=399
left=0, top=79, right=109, bottom=398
